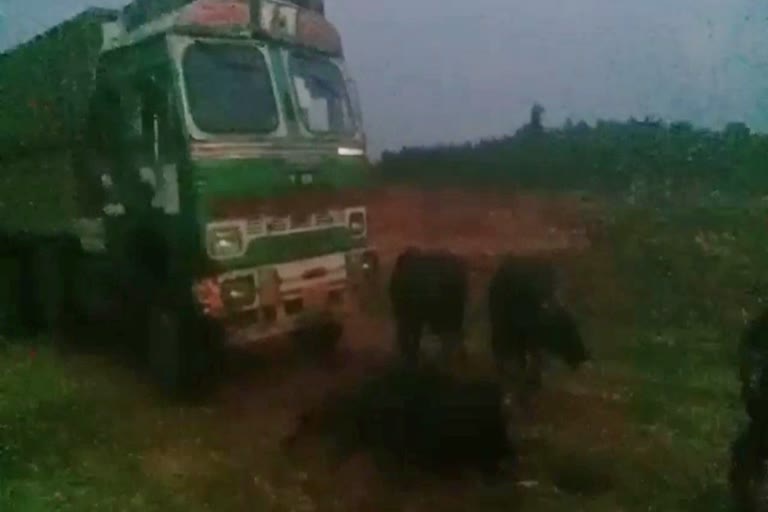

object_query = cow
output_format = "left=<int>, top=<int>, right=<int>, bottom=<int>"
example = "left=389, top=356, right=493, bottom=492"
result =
left=730, top=308, right=768, bottom=512
left=284, top=366, right=514, bottom=477
left=388, top=248, right=469, bottom=366
left=730, top=422, right=768, bottom=512
left=738, top=309, right=768, bottom=424
left=407, top=369, right=513, bottom=476
left=488, top=255, right=590, bottom=403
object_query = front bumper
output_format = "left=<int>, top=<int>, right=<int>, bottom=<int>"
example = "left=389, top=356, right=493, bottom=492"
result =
left=194, top=248, right=378, bottom=346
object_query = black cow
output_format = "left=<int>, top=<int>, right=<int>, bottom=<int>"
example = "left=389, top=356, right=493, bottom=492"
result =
left=389, top=248, right=469, bottom=366
left=730, top=422, right=768, bottom=512
left=285, top=366, right=513, bottom=477
left=357, top=367, right=512, bottom=475
left=730, top=308, right=768, bottom=512
left=738, top=309, right=768, bottom=424
left=488, top=255, right=590, bottom=400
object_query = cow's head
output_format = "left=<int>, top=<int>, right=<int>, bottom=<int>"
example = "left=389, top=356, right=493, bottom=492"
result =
left=543, top=305, right=590, bottom=369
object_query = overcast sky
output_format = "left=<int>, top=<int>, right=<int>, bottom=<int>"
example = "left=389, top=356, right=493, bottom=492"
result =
left=2, top=0, right=767, bottom=157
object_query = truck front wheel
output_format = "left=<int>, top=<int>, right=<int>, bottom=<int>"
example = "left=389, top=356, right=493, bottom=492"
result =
left=30, top=241, right=68, bottom=339
left=148, top=296, right=184, bottom=396
left=0, top=248, right=28, bottom=338
left=148, top=290, right=222, bottom=399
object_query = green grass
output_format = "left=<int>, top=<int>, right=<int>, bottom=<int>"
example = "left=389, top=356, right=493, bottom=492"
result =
left=2, top=200, right=767, bottom=510
left=560, top=202, right=766, bottom=511
left=0, top=345, right=188, bottom=511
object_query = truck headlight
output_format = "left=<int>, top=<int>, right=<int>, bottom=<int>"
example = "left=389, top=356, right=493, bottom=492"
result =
left=207, top=225, right=244, bottom=259
left=347, top=209, right=366, bottom=238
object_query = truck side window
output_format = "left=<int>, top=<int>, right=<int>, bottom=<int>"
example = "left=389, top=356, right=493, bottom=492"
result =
left=158, top=86, right=182, bottom=163
left=75, top=83, right=123, bottom=217
left=132, top=71, right=181, bottom=166
left=119, top=76, right=165, bottom=163
left=121, top=85, right=146, bottom=162
left=126, top=69, right=183, bottom=216
left=88, top=84, right=122, bottom=160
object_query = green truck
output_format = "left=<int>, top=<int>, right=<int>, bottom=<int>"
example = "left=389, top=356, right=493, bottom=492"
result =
left=0, top=0, right=378, bottom=393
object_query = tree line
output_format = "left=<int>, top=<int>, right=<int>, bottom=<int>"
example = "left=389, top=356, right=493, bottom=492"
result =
left=378, top=104, right=768, bottom=201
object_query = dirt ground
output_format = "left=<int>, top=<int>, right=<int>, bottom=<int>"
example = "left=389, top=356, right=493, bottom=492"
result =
left=179, top=185, right=613, bottom=511
left=366, top=185, right=593, bottom=262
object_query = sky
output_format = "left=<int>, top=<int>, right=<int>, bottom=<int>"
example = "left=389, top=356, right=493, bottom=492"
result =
left=2, top=0, right=768, bottom=157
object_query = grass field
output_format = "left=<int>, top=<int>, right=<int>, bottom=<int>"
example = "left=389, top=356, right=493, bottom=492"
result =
left=2, top=193, right=766, bottom=511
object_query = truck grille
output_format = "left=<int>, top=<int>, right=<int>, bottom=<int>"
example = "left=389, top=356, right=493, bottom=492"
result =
left=246, top=219, right=266, bottom=236
left=240, top=210, right=348, bottom=240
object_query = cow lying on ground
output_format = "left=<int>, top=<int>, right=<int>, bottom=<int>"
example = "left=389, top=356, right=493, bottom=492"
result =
left=730, top=308, right=768, bottom=512
left=284, top=365, right=513, bottom=477
left=388, top=248, right=469, bottom=366
left=488, top=255, right=590, bottom=402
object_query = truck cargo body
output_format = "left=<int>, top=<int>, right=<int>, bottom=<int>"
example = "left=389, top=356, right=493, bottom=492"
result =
left=0, top=8, right=116, bottom=158
left=0, top=9, right=117, bottom=235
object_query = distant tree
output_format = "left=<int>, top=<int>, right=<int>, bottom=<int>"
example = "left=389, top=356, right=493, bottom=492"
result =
left=670, top=121, right=693, bottom=134
left=377, top=110, right=766, bottom=197
left=574, top=120, right=591, bottom=133
left=724, top=122, right=750, bottom=140
left=530, top=103, right=545, bottom=133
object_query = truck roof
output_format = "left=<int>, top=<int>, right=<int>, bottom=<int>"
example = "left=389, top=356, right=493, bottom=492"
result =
left=120, top=0, right=323, bottom=31
left=105, top=0, right=340, bottom=56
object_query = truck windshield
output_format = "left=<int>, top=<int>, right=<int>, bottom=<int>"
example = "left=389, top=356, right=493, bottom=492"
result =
left=288, top=51, right=355, bottom=135
left=183, top=43, right=279, bottom=134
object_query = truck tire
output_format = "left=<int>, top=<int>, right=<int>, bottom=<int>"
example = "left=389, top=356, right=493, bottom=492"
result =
left=148, top=293, right=187, bottom=396
left=62, top=262, right=96, bottom=346
left=61, top=253, right=122, bottom=349
left=28, top=237, right=90, bottom=345
left=0, top=235, right=41, bottom=338
left=148, top=290, right=221, bottom=399
left=0, top=250, right=26, bottom=338
left=30, top=242, right=65, bottom=338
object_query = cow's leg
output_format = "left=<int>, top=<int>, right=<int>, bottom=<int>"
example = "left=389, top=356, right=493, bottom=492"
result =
left=396, top=317, right=422, bottom=367
left=525, top=349, right=544, bottom=393
left=490, top=324, right=506, bottom=376
left=490, top=325, right=518, bottom=382
left=488, top=325, right=514, bottom=406
left=455, top=333, right=469, bottom=364
left=517, top=349, right=543, bottom=414
left=438, top=324, right=467, bottom=368
left=515, top=342, right=538, bottom=410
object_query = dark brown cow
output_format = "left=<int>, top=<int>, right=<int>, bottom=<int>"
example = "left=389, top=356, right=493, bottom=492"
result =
left=388, top=247, right=469, bottom=366
left=488, top=255, right=590, bottom=401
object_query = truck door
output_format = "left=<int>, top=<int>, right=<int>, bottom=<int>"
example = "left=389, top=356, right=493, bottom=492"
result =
left=70, top=81, right=126, bottom=255
left=122, top=70, right=181, bottom=218
left=111, top=67, right=182, bottom=283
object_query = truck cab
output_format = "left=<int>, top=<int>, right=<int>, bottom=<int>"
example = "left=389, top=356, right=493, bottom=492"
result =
left=75, top=0, right=377, bottom=391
